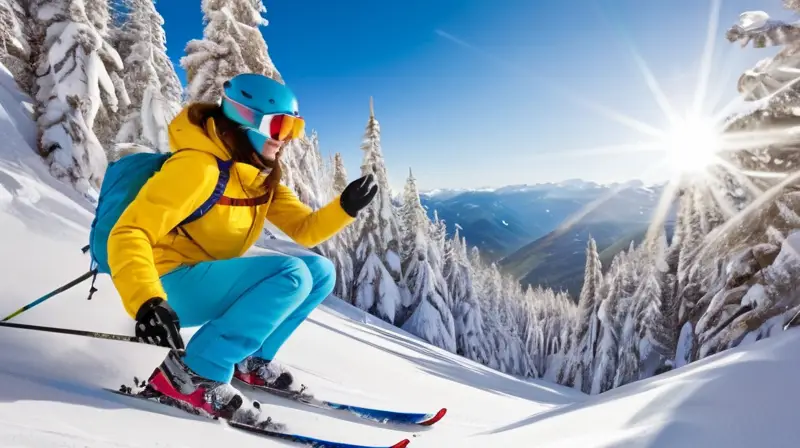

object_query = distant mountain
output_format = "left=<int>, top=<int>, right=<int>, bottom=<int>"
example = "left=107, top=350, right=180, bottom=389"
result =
left=500, top=220, right=676, bottom=299
left=420, top=179, right=666, bottom=262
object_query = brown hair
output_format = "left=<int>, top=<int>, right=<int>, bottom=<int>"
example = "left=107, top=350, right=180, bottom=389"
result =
left=185, top=103, right=282, bottom=194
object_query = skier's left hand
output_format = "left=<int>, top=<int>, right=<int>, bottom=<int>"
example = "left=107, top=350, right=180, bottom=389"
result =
left=340, top=174, right=378, bottom=217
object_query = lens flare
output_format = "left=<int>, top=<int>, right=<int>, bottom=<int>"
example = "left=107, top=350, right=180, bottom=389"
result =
left=665, top=115, right=721, bottom=174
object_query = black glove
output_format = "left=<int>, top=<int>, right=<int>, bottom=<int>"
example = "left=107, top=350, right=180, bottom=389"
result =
left=135, top=298, right=185, bottom=350
left=340, top=174, right=378, bottom=217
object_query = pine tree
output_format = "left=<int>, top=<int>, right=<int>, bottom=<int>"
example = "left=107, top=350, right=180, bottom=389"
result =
left=0, top=0, right=31, bottom=90
left=281, top=132, right=328, bottom=208
left=399, top=168, right=420, bottom=269
left=567, top=236, right=603, bottom=392
left=352, top=97, right=404, bottom=322
left=182, top=0, right=281, bottom=103
left=112, top=0, right=181, bottom=153
left=332, top=152, right=349, bottom=195
left=321, top=151, right=355, bottom=300
left=29, top=0, right=124, bottom=192
left=85, top=0, right=129, bottom=154
left=358, top=97, right=402, bottom=276
left=726, top=10, right=800, bottom=102
left=611, top=255, right=655, bottom=387
left=399, top=170, right=457, bottom=352
left=428, top=210, right=450, bottom=308
left=675, top=186, right=708, bottom=328
left=446, top=227, right=488, bottom=362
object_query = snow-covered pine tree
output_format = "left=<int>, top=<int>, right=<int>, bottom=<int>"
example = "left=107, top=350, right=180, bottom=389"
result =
left=333, top=153, right=348, bottom=194
left=725, top=10, right=800, bottom=102
left=182, top=0, right=281, bottom=103
left=351, top=98, right=404, bottom=323
left=540, top=287, right=578, bottom=381
left=84, top=0, right=128, bottom=154
left=673, top=186, right=707, bottom=324
left=281, top=131, right=329, bottom=208
left=112, top=0, right=181, bottom=154
left=722, top=10, right=800, bottom=240
left=359, top=98, right=402, bottom=278
left=566, top=236, right=603, bottom=392
left=327, top=155, right=355, bottom=302
left=623, top=7, right=800, bottom=376
left=446, top=227, right=489, bottom=362
left=0, top=0, right=31, bottom=90
left=29, top=0, right=124, bottom=192
left=613, top=232, right=669, bottom=388
left=591, top=253, right=631, bottom=395
left=399, top=169, right=457, bottom=352
left=428, top=210, right=451, bottom=309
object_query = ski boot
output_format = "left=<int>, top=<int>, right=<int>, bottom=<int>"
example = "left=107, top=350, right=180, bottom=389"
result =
left=233, top=356, right=294, bottom=390
left=143, top=349, right=246, bottom=420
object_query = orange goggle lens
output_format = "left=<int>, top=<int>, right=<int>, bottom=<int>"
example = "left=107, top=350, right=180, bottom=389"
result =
left=260, top=113, right=305, bottom=142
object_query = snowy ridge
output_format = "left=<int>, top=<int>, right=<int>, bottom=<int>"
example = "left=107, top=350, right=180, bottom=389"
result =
left=420, top=179, right=659, bottom=198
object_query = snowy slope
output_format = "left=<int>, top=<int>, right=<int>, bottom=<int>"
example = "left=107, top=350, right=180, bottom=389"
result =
left=1, top=65, right=799, bottom=448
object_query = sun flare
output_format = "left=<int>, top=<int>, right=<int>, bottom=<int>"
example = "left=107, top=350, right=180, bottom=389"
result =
left=664, top=114, right=721, bottom=175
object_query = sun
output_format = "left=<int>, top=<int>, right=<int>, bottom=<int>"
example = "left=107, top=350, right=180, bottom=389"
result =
left=664, top=114, right=721, bottom=175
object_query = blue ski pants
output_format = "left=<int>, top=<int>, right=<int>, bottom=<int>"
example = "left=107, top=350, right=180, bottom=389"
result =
left=159, top=240, right=336, bottom=383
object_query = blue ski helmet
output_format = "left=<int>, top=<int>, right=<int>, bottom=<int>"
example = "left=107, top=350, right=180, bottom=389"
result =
left=220, top=73, right=303, bottom=154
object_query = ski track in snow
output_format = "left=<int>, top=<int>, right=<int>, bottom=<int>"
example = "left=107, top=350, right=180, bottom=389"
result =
left=0, top=65, right=799, bottom=447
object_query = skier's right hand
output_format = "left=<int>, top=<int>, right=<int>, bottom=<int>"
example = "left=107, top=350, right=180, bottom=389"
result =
left=135, top=298, right=185, bottom=350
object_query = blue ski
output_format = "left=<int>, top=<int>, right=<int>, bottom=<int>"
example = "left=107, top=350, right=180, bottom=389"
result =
left=103, top=387, right=411, bottom=448
left=234, top=379, right=447, bottom=427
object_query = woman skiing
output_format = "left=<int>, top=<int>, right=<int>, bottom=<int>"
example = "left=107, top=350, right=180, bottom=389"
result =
left=107, top=73, right=377, bottom=417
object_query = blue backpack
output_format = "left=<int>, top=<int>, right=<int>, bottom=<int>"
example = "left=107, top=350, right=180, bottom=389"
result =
left=84, top=151, right=233, bottom=297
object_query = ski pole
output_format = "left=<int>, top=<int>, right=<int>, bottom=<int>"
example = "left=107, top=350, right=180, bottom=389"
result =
left=1, top=270, right=97, bottom=322
left=0, top=321, right=142, bottom=343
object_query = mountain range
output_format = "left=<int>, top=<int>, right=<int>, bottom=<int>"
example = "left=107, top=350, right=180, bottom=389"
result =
left=420, top=179, right=676, bottom=297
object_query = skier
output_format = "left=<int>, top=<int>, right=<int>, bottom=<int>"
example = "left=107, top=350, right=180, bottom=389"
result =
left=106, top=73, right=378, bottom=418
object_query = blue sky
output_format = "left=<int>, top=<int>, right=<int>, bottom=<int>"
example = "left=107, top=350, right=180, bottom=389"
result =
left=156, top=0, right=791, bottom=191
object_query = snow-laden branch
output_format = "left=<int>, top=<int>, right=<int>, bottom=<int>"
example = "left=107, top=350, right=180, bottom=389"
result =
left=727, top=11, right=800, bottom=101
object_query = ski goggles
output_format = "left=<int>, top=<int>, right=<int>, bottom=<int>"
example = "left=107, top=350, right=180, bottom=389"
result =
left=222, top=94, right=306, bottom=142
left=260, top=113, right=306, bottom=142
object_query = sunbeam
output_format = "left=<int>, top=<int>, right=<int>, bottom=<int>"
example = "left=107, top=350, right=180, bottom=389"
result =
left=627, top=48, right=679, bottom=125
left=693, top=0, right=723, bottom=116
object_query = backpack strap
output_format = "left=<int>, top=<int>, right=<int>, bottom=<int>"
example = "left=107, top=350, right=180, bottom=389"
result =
left=178, top=158, right=233, bottom=227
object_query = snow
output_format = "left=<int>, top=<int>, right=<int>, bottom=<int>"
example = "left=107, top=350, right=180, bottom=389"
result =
left=1, top=64, right=800, bottom=448
left=741, top=283, right=768, bottom=308
left=738, top=11, right=770, bottom=32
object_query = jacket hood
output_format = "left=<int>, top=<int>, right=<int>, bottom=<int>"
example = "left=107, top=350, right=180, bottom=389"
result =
left=167, top=106, right=264, bottom=188
left=168, top=107, right=230, bottom=160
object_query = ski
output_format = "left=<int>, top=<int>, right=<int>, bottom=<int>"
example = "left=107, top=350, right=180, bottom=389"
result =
left=104, top=387, right=411, bottom=448
left=234, top=379, right=447, bottom=427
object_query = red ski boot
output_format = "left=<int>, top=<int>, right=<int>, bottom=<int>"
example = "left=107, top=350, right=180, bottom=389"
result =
left=233, top=356, right=294, bottom=390
left=143, top=349, right=245, bottom=419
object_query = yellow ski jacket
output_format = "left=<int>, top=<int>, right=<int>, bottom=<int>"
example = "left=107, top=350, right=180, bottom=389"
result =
left=107, top=107, right=354, bottom=318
